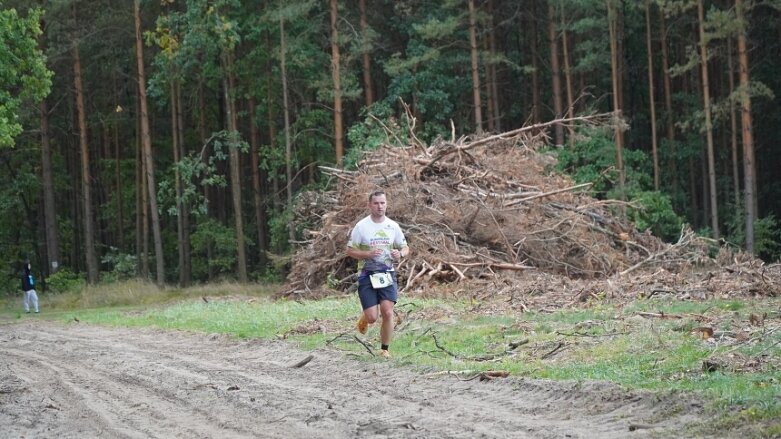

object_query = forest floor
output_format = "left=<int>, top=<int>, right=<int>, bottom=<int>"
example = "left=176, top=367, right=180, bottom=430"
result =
left=1, top=318, right=722, bottom=439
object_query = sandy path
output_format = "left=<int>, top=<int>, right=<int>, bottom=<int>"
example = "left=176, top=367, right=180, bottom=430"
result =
left=0, top=321, right=708, bottom=438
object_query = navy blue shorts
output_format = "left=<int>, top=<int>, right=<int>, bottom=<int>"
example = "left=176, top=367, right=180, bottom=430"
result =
left=357, top=272, right=397, bottom=310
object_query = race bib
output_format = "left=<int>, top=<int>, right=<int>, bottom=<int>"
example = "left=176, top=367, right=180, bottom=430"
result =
left=369, top=272, right=392, bottom=289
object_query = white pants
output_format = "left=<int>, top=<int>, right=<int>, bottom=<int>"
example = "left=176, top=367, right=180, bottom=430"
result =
left=24, top=289, right=39, bottom=313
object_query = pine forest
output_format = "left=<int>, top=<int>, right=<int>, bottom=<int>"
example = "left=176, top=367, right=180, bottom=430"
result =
left=2, top=0, right=781, bottom=288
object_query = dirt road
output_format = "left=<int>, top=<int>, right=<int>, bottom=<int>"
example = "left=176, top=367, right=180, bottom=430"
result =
left=1, top=321, right=709, bottom=438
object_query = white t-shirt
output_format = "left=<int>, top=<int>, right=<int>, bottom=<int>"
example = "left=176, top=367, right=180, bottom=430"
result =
left=347, top=215, right=408, bottom=273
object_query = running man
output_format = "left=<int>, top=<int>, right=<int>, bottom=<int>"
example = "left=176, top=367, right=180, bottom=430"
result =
left=346, top=190, right=409, bottom=358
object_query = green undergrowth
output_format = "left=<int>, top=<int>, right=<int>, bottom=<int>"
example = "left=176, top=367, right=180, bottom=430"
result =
left=2, top=282, right=778, bottom=436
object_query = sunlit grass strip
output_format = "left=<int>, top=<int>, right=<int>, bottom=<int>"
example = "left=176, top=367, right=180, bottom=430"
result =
left=68, top=297, right=359, bottom=339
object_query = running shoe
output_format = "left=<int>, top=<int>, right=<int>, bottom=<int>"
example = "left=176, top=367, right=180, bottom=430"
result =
left=356, top=314, right=369, bottom=334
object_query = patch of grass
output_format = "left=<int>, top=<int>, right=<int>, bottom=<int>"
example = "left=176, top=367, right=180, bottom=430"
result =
left=62, top=296, right=359, bottom=339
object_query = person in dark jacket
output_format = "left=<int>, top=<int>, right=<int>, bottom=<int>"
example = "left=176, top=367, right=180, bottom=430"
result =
left=22, top=260, right=39, bottom=313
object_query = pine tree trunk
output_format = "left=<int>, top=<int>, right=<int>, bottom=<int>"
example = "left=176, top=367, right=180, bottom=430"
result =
left=616, top=3, right=625, bottom=113
left=135, top=86, right=148, bottom=278
left=280, top=17, right=295, bottom=245
left=697, top=0, right=719, bottom=238
left=689, top=155, right=699, bottom=227
left=66, top=99, right=83, bottom=272
left=682, top=67, right=696, bottom=223
left=113, top=115, right=123, bottom=251
left=561, top=12, right=575, bottom=145
left=97, top=124, right=108, bottom=247
left=727, top=38, right=740, bottom=208
left=40, top=98, right=60, bottom=275
left=249, top=99, right=268, bottom=270
left=100, top=125, right=111, bottom=247
left=646, top=1, right=659, bottom=190
left=607, top=0, right=625, bottom=196
left=222, top=51, right=248, bottom=283
left=72, top=40, right=100, bottom=283
left=358, top=0, right=373, bottom=107
left=548, top=2, right=564, bottom=146
left=330, top=0, right=344, bottom=164
left=736, top=0, right=756, bottom=253
left=134, top=0, right=165, bottom=285
left=488, top=0, right=500, bottom=131
left=111, top=68, right=123, bottom=252
left=468, top=0, right=483, bottom=134
left=142, top=150, right=150, bottom=277
left=98, top=126, right=109, bottom=247
left=216, top=92, right=228, bottom=224
left=176, top=82, right=191, bottom=285
left=484, top=37, right=495, bottom=132
left=660, top=12, right=676, bottom=196
left=196, top=80, right=214, bottom=281
left=68, top=130, right=83, bottom=272
left=197, top=80, right=211, bottom=220
left=264, top=1, right=280, bottom=213
left=531, top=1, right=540, bottom=123
left=171, top=81, right=183, bottom=283
left=482, top=38, right=495, bottom=132
left=38, top=21, right=60, bottom=275
left=171, top=81, right=187, bottom=286
left=701, top=148, right=709, bottom=227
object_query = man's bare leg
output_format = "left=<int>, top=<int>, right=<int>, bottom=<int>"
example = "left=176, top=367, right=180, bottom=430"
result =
left=379, top=300, right=395, bottom=347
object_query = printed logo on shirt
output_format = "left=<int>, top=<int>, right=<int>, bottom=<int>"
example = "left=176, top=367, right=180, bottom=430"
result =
left=370, top=237, right=391, bottom=247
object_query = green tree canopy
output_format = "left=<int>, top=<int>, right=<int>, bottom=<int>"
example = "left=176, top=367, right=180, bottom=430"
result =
left=0, top=7, right=51, bottom=147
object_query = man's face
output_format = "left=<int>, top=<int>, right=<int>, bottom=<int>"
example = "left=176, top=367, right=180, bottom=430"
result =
left=369, top=194, right=387, bottom=217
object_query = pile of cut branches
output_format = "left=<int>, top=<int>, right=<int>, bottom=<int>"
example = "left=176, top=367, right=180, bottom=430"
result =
left=281, top=116, right=779, bottom=301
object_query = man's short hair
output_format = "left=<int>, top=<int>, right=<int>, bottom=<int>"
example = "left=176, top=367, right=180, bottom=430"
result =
left=368, top=190, right=386, bottom=202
